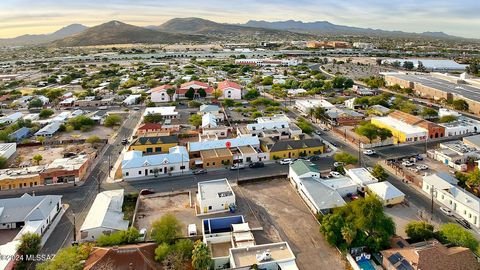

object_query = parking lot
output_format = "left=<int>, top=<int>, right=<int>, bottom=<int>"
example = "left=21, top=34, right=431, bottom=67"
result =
left=235, top=179, right=345, bottom=270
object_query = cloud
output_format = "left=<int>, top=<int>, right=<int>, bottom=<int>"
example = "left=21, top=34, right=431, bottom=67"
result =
left=0, top=0, right=479, bottom=38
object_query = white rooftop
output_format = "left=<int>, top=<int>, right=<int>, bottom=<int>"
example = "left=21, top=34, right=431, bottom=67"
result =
left=80, top=189, right=129, bottom=232
left=367, top=181, right=405, bottom=201
left=198, top=179, right=234, bottom=201
left=372, top=116, right=428, bottom=135
left=144, top=106, right=178, bottom=116
left=188, top=136, right=260, bottom=152
left=346, top=168, right=379, bottom=187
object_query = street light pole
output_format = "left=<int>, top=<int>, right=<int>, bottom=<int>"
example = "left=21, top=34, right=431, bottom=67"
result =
left=430, top=185, right=436, bottom=217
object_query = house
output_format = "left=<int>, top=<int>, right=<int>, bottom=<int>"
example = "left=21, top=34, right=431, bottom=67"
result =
left=150, top=84, right=175, bottom=102
left=293, top=176, right=346, bottom=215
left=242, top=114, right=302, bottom=140
left=177, top=81, right=214, bottom=99
left=369, top=105, right=391, bottom=116
left=40, top=154, right=90, bottom=185
left=121, top=146, right=189, bottom=180
left=80, top=189, right=129, bottom=242
left=74, top=97, right=114, bottom=107
left=198, top=104, right=224, bottom=121
left=136, top=123, right=163, bottom=136
left=295, top=99, right=335, bottom=115
left=389, top=110, right=445, bottom=139
left=423, top=173, right=480, bottom=228
left=122, top=94, right=141, bottom=105
left=0, top=112, right=22, bottom=125
left=34, top=121, right=62, bottom=137
left=326, top=108, right=364, bottom=126
left=371, top=116, right=427, bottom=144
left=322, top=177, right=359, bottom=197
left=59, top=97, right=77, bottom=107
left=367, top=181, right=405, bottom=206
left=260, top=138, right=325, bottom=160
left=439, top=117, right=480, bottom=137
left=8, top=127, right=30, bottom=142
left=128, top=135, right=178, bottom=154
left=197, top=179, right=236, bottom=215
left=143, top=106, right=178, bottom=119
left=201, top=113, right=229, bottom=138
left=188, top=136, right=266, bottom=169
left=217, top=80, right=242, bottom=100
left=381, top=239, right=479, bottom=270
left=346, top=168, right=378, bottom=192
left=0, top=193, right=62, bottom=231
left=428, top=141, right=479, bottom=172
left=288, top=160, right=320, bottom=183
left=84, top=243, right=161, bottom=270
left=0, top=193, right=63, bottom=269
left=229, top=242, right=298, bottom=270
left=0, top=166, right=43, bottom=190
left=0, top=143, right=16, bottom=160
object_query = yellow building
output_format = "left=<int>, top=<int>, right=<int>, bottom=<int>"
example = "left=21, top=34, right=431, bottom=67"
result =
left=0, top=167, right=43, bottom=190
left=128, top=135, right=179, bottom=154
left=371, top=116, right=427, bottom=144
left=260, top=138, right=325, bottom=159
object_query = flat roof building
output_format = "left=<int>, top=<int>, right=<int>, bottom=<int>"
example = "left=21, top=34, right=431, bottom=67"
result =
left=346, top=168, right=378, bottom=191
left=197, top=179, right=236, bottom=215
left=229, top=242, right=298, bottom=270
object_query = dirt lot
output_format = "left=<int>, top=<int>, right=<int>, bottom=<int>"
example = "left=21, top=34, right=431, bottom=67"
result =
left=236, top=179, right=345, bottom=270
left=54, top=125, right=115, bottom=141
left=15, top=144, right=97, bottom=167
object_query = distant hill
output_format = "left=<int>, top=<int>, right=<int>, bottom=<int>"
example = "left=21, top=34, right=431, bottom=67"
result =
left=154, top=17, right=314, bottom=41
left=243, top=20, right=463, bottom=39
left=0, top=24, right=88, bottom=46
left=51, top=21, right=208, bottom=47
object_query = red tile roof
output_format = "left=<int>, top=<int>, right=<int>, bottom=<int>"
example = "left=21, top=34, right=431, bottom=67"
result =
left=177, top=86, right=214, bottom=95
left=180, top=81, right=210, bottom=89
left=84, top=243, right=161, bottom=270
left=218, top=80, right=241, bottom=90
left=150, top=84, right=174, bottom=92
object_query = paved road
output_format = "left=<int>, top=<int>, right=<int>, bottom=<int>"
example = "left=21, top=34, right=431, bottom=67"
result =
left=37, top=110, right=142, bottom=255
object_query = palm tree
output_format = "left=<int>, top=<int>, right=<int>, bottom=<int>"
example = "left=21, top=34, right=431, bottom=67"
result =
left=314, top=107, right=327, bottom=125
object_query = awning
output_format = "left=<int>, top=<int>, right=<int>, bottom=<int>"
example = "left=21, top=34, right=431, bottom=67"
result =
left=277, top=260, right=299, bottom=270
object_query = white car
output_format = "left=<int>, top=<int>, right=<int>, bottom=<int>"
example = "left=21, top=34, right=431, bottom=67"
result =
left=329, top=171, right=342, bottom=178
left=440, top=207, right=453, bottom=216
left=402, top=161, right=414, bottom=167
left=138, top=228, right=147, bottom=242
left=416, top=164, right=429, bottom=170
left=333, top=162, right=344, bottom=167
left=363, top=150, right=376, bottom=155
left=279, top=158, right=293, bottom=165
left=230, top=164, right=246, bottom=170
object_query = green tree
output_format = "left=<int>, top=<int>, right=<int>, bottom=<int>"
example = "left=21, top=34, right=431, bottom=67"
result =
left=191, top=240, right=212, bottom=270
left=0, top=157, right=7, bottom=169
left=104, top=114, right=122, bottom=127
left=341, top=224, right=357, bottom=246
left=28, top=98, right=44, bottom=108
left=212, top=89, right=222, bottom=99
left=39, top=109, right=54, bottom=119
left=420, top=107, right=438, bottom=118
left=377, top=127, right=393, bottom=143
left=36, top=244, right=93, bottom=270
left=96, top=227, right=140, bottom=247
left=143, top=113, right=163, bottom=123
left=355, top=123, right=378, bottom=143
left=33, top=154, right=43, bottom=165
left=371, top=164, right=388, bottom=181
left=467, top=168, right=480, bottom=187
left=67, top=116, right=95, bottom=130
left=86, top=135, right=102, bottom=144
left=188, top=100, right=202, bottom=108
left=403, top=61, right=415, bottom=70
left=244, top=89, right=260, bottom=100
left=405, top=221, right=434, bottom=242
left=162, top=251, right=184, bottom=270
left=155, top=243, right=173, bottom=262
left=334, top=152, right=358, bottom=165
left=189, top=114, right=202, bottom=128
left=439, top=223, right=479, bottom=251
left=452, top=99, right=469, bottom=111
left=16, top=232, right=41, bottom=269
left=174, top=239, right=194, bottom=260
left=151, top=214, right=183, bottom=244
left=146, top=101, right=156, bottom=107
left=439, top=115, right=458, bottom=123
left=185, top=88, right=195, bottom=99
left=262, top=76, right=273, bottom=86
left=197, top=88, right=207, bottom=98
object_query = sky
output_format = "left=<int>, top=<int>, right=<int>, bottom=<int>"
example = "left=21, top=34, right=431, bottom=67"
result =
left=0, top=0, right=479, bottom=39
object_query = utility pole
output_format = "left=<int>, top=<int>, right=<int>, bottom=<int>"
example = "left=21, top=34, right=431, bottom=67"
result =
left=72, top=213, right=76, bottom=242
left=358, top=140, right=362, bottom=167
left=425, top=136, right=428, bottom=154
left=430, top=185, right=436, bottom=217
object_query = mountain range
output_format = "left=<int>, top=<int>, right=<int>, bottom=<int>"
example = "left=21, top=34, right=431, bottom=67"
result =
left=243, top=20, right=460, bottom=39
left=0, top=17, right=469, bottom=47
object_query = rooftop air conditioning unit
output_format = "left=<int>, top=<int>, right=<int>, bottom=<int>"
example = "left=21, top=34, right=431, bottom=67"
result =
left=256, top=251, right=272, bottom=262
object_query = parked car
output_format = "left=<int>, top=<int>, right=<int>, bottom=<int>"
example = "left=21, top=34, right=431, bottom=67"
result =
left=315, top=130, right=322, bottom=135
left=402, top=161, right=414, bottom=167
left=279, top=158, right=293, bottom=165
left=415, top=155, right=424, bottom=161
left=249, top=162, right=265, bottom=168
left=230, top=164, right=246, bottom=170
left=138, top=228, right=147, bottom=242
left=455, top=218, right=471, bottom=229
left=188, top=224, right=197, bottom=236
left=140, top=189, right=155, bottom=195
left=309, top=155, right=320, bottom=161
left=416, top=164, right=429, bottom=170
left=192, top=169, right=207, bottom=175
left=333, top=162, right=344, bottom=167
left=363, top=149, right=376, bottom=155
left=440, top=207, right=453, bottom=216
left=329, top=171, right=342, bottom=178
left=121, top=138, right=129, bottom=145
